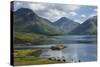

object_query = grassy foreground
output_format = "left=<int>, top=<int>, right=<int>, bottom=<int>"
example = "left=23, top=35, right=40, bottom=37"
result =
left=13, top=48, right=64, bottom=66
left=14, top=32, right=48, bottom=44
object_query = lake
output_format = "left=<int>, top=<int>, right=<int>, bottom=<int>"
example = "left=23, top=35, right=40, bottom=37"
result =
left=34, top=35, right=97, bottom=62
left=14, top=35, right=97, bottom=62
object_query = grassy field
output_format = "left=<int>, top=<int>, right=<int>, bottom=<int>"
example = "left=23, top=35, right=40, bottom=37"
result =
left=14, top=32, right=48, bottom=44
left=13, top=48, right=64, bottom=66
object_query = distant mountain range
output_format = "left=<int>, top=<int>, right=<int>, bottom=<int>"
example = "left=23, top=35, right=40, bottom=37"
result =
left=54, top=17, right=80, bottom=33
left=69, top=16, right=97, bottom=35
left=12, top=8, right=97, bottom=35
left=13, top=8, right=62, bottom=35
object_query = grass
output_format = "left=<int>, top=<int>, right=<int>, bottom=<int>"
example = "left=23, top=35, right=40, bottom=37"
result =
left=14, top=32, right=48, bottom=44
left=14, top=56, right=63, bottom=66
left=13, top=48, right=64, bottom=66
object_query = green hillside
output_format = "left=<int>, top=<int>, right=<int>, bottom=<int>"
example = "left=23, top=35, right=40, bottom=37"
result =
left=14, top=32, right=48, bottom=44
left=13, top=8, right=62, bottom=36
left=69, top=16, right=97, bottom=35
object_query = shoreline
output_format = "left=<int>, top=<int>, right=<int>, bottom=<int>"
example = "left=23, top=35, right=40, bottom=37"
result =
left=13, top=47, right=65, bottom=66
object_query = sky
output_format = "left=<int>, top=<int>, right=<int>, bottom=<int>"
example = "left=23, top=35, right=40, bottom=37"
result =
left=13, top=1, right=97, bottom=24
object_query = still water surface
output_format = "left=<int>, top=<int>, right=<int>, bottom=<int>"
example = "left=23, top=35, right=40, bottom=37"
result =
left=35, top=35, right=97, bottom=62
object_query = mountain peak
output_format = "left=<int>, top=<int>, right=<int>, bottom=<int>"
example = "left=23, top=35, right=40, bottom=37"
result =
left=60, top=17, right=67, bottom=19
left=69, top=15, right=97, bottom=35
left=16, top=8, right=34, bottom=13
left=13, top=8, right=62, bottom=35
left=54, top=17, right=79, bottom=33
left=54, top=17, right=79, bottom=25
left=14, top=8, right=37, bottom=21
left=57, top=17, right=71, bottom=21
left=15, top=8, right=36, bottom=17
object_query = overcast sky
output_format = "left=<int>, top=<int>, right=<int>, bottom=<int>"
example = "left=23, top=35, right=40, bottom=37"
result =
left=13, top=1, right=97, bottom=23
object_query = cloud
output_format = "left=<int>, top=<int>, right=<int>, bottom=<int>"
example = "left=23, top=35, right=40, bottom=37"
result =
left=13, top=1, right=30, bottom=11
left=13, top=1, right=81, bottom=22
left=13, top=1, right=96, bottom=23
left=29, top=4, right=46, bottom=11
left=81, top=14, right=86, bottom=18
left=69, top=12, right=77, bottom=16
left=65, top=5, right=81, bottom=11
left=43, top=9, right=67, bottom=21
left=74, top=19, right=82, bottom=24
left=14, top=1, right=46, bottom=11
left=14, top=2, right=81, bottom=11
left=94, top=8, right=97, bottom=12
left=89, top=13, right=97, bottom=18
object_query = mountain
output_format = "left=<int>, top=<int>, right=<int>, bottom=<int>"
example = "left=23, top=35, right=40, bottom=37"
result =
left=13, top=8, right=62, bottom=35
left=69, top=16, right=97, bottom=35
left=54, top=17, right=80, bottom=33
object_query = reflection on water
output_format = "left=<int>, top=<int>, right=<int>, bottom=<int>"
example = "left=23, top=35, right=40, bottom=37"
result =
left=40, top=49, right=63, bottom=58
left=32, top=35, right=96, bottom=45
left=39, top=35, right=97, bottom=62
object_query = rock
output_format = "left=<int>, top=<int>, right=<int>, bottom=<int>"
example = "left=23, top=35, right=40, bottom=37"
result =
left=25, top=43, right=32, bottom=46
left=50, top=44, right=67, bottom=50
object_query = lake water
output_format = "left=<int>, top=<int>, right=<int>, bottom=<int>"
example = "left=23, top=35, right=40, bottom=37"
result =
left=35, top=35, right=97, bottom=62
left=15, top=35, right=97, bottom=62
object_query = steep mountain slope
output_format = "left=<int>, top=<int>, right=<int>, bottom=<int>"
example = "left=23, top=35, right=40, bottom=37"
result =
left=69, top=16, right=97, bottom=35
left=13, top=8, right=62, bottom=35
left=54, top=17, right=79, bottom=33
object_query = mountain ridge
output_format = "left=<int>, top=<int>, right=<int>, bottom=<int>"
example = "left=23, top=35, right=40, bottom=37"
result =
left=69, top=16, right=97, bottom=35
left=13, top=8, right=62, bottom=35
left=54, top=17, right=80, bottom=33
